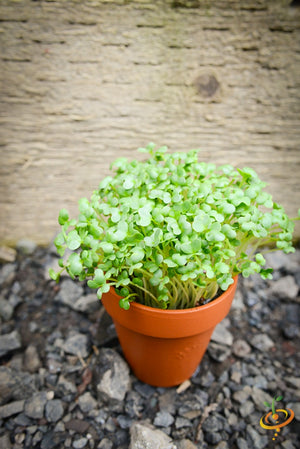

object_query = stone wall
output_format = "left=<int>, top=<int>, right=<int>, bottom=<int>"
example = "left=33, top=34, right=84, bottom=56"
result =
left=0, top=0, right=299, bottom=245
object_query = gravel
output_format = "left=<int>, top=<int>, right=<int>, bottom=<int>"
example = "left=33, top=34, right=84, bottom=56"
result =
left=0, top=245, right=299, bottom=448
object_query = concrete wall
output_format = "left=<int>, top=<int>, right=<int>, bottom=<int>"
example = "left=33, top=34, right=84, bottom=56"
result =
left=0, top=0, right=299, bottom=245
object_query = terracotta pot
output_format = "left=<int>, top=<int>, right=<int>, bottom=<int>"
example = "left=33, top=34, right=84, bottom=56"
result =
left=101, top=276, right=238, bottom=387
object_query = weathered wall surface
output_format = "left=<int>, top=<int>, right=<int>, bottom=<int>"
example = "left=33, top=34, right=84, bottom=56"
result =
left=0, top=0, right=299, bottom=245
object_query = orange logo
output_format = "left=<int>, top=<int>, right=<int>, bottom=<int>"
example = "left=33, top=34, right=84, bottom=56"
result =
left=260, top=395, right=294, bottom=441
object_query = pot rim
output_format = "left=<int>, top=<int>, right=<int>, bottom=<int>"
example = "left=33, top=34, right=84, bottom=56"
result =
left=101, top=275, right=238, bottom=338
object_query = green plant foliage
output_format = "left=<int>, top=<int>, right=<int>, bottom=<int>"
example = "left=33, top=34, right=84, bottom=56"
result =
left=50, top=144, right=298, bottom=310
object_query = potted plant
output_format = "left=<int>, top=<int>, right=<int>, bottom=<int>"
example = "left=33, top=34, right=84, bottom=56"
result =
left=50, top=143, right=298, bottom=386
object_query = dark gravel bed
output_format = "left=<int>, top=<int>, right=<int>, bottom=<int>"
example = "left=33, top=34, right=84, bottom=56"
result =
left=0, top=244, right=299, bottom=449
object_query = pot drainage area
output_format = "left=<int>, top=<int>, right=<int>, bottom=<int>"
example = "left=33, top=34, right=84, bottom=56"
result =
left=0, top=243, right=299, bottom=449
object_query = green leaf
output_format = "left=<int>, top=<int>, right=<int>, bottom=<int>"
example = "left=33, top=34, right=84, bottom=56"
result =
left=49, top=268, right=59, bottom=282
left=58, top=209, right=69, bottom=225
left=100, top=242, right=114, bottom=254
left=276, top=396, right=283, bottom=401
left=129, top=248, right=145, bottom=264
left=119, top=298, right=130, bottom=310
left=66, top=230, right=81, bottom=250
left=264, top=402, right=271, bottom=408
left=68, top=253, right=83, bottom=276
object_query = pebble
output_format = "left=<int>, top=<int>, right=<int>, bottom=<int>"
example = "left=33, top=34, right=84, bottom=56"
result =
left=154, top=410, right=175, bottom=427
left=62, top=333, right=90, bottom=358
left=78, top=392, right=98, bottom=413
left=23, top=344, right=42, bottom=373
left=24, top=392, right=47, bottom=419
left=55, top=279, right=84, bottom=308
left=45, top=399, right=64, bottom=422
left=129, top=422, right=176, bottom=449
left=0, top=330, right=22, bottom=357
left=16, top=239, right=37, bottom=255
left=232, top=339, right=251, bottom=358
left=0, top=298, right=14, bottom=321
left=269, top=275, right=299, bottom=299
left=211, top=320, right=233, bottom=346
left=249, top=333, right=274, bottom=351
left=94, top=348, right=131, bottom=403
left=207, top=342, right=231, bottom=362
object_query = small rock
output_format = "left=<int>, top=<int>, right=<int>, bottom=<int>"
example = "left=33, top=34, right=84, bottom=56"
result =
left=129, top=422, right=176, bottom=449
left=0, top=263, right=16, bottom=286
left=211, top=320, right=233, bottom=346
left=16, top=239, right=37, bottom=255
left=45, top=399, right=64, bottom=422
left=233, top=386, right=251, bottom=404
left=233, top=339, right=251, bottom=358
left=251, top=387, right=273, bottom=411
left=97, top=438, right=113, bottom=449
left=246, top=424, right=268, bottom=449
left=239, top=400, right=254, bottom=418
left=174, top=417, right=192, bottom=429
left=54, top=279, right=84, bottom=309
left=73, top=293, right=100, bottom=314
left=175, top=439, right=198, bottom=449
left=65, top=419, right=90, bottom=433
left=94, top=348, right=131, bottom=404
left=282, top=440, right=296, bottom=449
left=250, top=334, right=274, bottom=351
left=0, top=298, right=14, bottom=321
left=63, top=333, right=90, bottom=358
left=269, top=276, right=298, bottom=299
left=23, top=345, right=42, bottom=373
left=24, top=392, right=47, bottom=419
left=0, top=330, right=22, bottom=357
left=0, top=399, right=25, bottom=418
left=0, top=366, right=36, bottom=405
left=78, top=392, right=98, bottom=413
left=154, top=410, right=175, bottom=427
left=207, top=342, right=231, bottom=362
left=73, top=437, right=88, bottom=449
left=0, top=433, right=12, bottom=449
left=237, top=438, right=248, bottom=449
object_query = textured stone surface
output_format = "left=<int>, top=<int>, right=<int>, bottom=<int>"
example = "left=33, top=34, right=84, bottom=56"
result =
left=0, top=0, right=299, bottom=246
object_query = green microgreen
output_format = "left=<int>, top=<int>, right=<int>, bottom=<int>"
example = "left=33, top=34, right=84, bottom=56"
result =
left=50, top=144, right=298, bottom=310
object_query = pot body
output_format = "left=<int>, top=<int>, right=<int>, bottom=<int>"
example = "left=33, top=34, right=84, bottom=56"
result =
left=101, top=276, right=238, bottom=387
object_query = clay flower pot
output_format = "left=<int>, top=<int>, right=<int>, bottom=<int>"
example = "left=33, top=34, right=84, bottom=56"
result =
left=101, top=276, right=238, bottom=387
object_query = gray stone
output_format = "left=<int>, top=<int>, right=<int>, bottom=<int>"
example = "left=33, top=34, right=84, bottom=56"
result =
left=239, top=400, right=255, bottom=418
left=45, top=399, right=64, bottom=422
left=0, top=366, right=37, bottom=405
left=269, top=275, right=299, bottom=299
left=94, top=348, right=131, bottom=404
left=237, top=438, right=249, bottom=449
left=0, top=330, right=22, bottom=357
left=63, top=333, right=90, bottom=358
left=73, top=293, right=100, bottom=314
left=282, top=441, right=296, bottom=449
left=16, top=239, right=37, bottom=255
left=251, top=387, right=273, bottom=412
left=233, top=386, right=251, bottom=404
left=211, top=319, right=233, bottom=346
left=0, top=434, right=12, bottom=449
left=97, top=438, right=114, bottom=449
left=73, top=437, right=88, bottom=449
left=174, top=417, right=192, bottom=429
left=24, top=392, right=47, bottom=419
left=0, top=263, right=16, bottom=287
left=78, top=392, right=98, bottom=413
left=23, top=345, right=42, bottom=373
left=175, top=440, right=198, bottom=449
left=250, top=334, right=274, bottom=351
left=207, top=342, right=231, bottom=362
left=0, top=399, right=25, bottom=418
left=246, top=425, right=268, bottom=449
left=129, top=422, right=176, bottom=449
left=0, top=298, right=14, bottom=321
left=231, top=289, right=246, bottom=311
left=232, top=339, right=251, bottom=358
left=202, top=414, right=224, bottom=433
left=97, top=439, right=113, bottom=449
left=0, top=246, right=17, bottom=263
left=154, top=410, right=175, bottom=427
left=54, top=279, right=84, bottom=309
